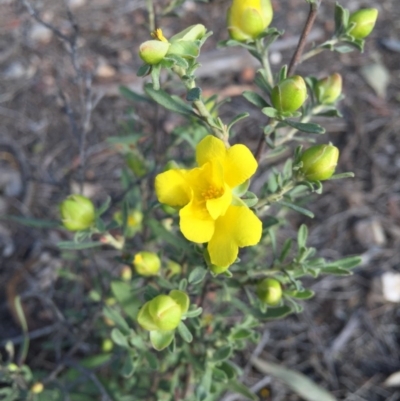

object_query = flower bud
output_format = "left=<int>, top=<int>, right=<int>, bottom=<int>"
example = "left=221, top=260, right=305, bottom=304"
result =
left=102, top=338, right=114, bottom=353
left=120, top=265, right=132, bottom=281
left=133, top=252, right=161, bottom=276
left=30, top=382, right=44, bottom=394
left=256, top=278, right=282, bottom=305
left=170, top=24, right=207, bottom=42
left=60, top=195, right=95, bottom=231
left=138, top=294, right=186, bottom=331
left=139, top=40, right=170, bottom=65
left=315, top=73, right=342, bottom=104
left=300, top=144, right=339, bottom=182
left=348, top=8, right=378, bottom=39
left=227, top=0, right=273, bottom=42
left=271, top=75, right=307, bottom=113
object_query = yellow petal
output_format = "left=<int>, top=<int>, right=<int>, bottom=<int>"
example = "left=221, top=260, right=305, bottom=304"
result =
left=208, top=205, right=262, bottom=267
left=155, top=169, right=191, bottom=207
left=206, top=183, right=232, bottom=220
left=196, top=136, right=226, bottom=167
left=180, top=199, right=215, bottom=243
left=224, top=144, right=258, bottom=188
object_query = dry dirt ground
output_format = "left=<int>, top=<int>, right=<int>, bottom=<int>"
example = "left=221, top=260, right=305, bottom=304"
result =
left=1, top=0, right=400, bottom=400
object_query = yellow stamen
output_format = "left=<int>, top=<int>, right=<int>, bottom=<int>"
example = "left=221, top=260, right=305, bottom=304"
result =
left=201, top=186, right=224, bottom=200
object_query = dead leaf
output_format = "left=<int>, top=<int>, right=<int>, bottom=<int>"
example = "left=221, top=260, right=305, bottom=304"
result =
left=361, top=63, right=391, bottom=98
left=384, top=371, right=400, bottom=387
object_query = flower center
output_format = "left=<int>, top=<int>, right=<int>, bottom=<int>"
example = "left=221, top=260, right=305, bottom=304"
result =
left=201, top=185, right=224, bottom=200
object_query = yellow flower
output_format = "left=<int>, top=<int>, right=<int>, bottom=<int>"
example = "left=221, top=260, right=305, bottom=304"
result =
left=155, top=136, right=262, bottom=267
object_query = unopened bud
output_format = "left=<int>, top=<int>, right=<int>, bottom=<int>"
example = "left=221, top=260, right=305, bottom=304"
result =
left=30, top=382, right=44, bottom=394
left=271, top=75, right=307, bottom=113
left=170, top=24, right=207, bottom=42
left=138, top=293, right=188, bottom=332
left=348, top=8, right=378, bottom=39
left=227, top=0, right=273, bottom=42
left=256, top=278, right=282, bottom=305
left=102, top=338, right=114, bottom=353
left=120, top=265, right=132, bottom=281
left=139, top=40, right=170, bottom=65
left=133, top=252, right=161, bottom=276
left=316, top=73, right=342, bottom=104
left=60, top=195, right=95, bottom=231
left=300, top=144, right=339, bottom=182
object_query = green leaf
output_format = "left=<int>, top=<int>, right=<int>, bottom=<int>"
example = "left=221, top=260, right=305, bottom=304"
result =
left=163, top=54, right=189, bottom=69
left=252, top=358, right=337, bottom=401
left=279, top=238, right=293, bottom=262
left=241, top=191, right=258, bottom=207
left=329, top=172, right=355, bottom=180
left=150, top=63, right=161, bottom=90
left=137, top=64, right=151, bottom=77
left=255, top=305, right=293, bottom=320
left=177, top=322, right=193, bottom=343
left=218, top=361, right=237, bottom=380
left=262, top=107, right=279, bottom=118
left=144, top=83, right=195, bottom=116
left=187, top=87, right=202, bottom=101
left=243, top=91, right=270, bottom=108
left=279, top=200, right=314, bottom=218
left=297, top=224, right=308, bottom=249
left=119, top=85, right=150, bottom=103
left=121, top=355, right=136, bottom=378
left=57, top=241, right=103, bottom=250
left=111, top=281, right=140, bottom=320
left=278, top=64, right=288, bottom=81
left=143, top=351, right=159, bottom=370
left=328, top=256, right=362, bottom=269
left=230, top=328, right=253, bottom=341
left=285, top=120, right=325, bottom=134
left=150, top=330, right=175, bottom=351
left=185, top=306, right=203, bottom=318
left=226, top=381, right=257, bottom=401
left=228, top=112, right=249, bottom=132
left=111, top=328, right=129, bottom=348
left=103, top=306, right=130, bottom=334
left=211, top=345, right=232, bottom=363
left=188, top=266, right=208, bottom=285
left=285, top=289, right=315, bottom=299
left=212, top=367, right=228, bottom=382
left=323, top=266, right=353, bottom=276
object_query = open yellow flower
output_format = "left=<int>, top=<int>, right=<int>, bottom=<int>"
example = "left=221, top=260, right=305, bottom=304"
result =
left=155, top=135, right=262, bottom=267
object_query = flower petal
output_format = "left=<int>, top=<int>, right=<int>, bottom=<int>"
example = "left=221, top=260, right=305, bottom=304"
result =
left=206, top=183, right=232, bottom=220
left=155, top=169, right=191, bottom=207
left=208, top=205, right=262, bottom=267
left=180, top=199, right=215, bottom=243
left=224, top=144, right=258, bottom=188
left=196, top=135, right=226, bottom=167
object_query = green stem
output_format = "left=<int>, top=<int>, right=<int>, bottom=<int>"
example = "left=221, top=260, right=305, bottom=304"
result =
left=146, top=0, right=155, bottom=32
left=256, top=39, right=274, bottom=87
left=300, top=38, right=338, bottom=63
left=254, top=119, right=278, bottom=161
left=274, top=105, right=324, bottom=147
left=256, top=180, right=295, bottom=209
left=172, top=66, right=230, bottom=146
left=101, top=233, right=125, bottom=250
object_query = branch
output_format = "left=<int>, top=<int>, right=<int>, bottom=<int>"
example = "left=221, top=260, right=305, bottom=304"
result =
left=287, top=1, right=322, bottom=76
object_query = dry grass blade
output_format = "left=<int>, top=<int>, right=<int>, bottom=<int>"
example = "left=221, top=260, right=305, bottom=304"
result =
left=251, top=357, right=337, bottom=401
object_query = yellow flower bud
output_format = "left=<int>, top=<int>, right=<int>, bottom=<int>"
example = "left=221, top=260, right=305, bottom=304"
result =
left=348, top=8, right=378, bottom=39
left=30, top=382, right=44, bottom=394
left=138, top=294, right=185, bottom=331
left=300, top=144, right=339, bottom=182
left=227, top=0, right=273, bottom=42
left=139, top=40, right=170, bottom=65
left=256, top=278, right=282, bottom=305
left=271, top=75, right=307, bottom=113
left=7, top=363, right=18, bottom=372
left=166, top=260, right=182, bottom=277
left=316, top=73, right=342, bottom=104
left=133, top=252, right=161, bottom=276
left=60, top=194, right=95, bottom=231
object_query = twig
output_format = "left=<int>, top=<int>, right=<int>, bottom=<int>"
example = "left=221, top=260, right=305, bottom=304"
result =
left=287, top=1, right=322, bottom=76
